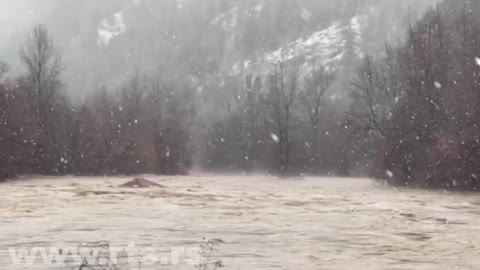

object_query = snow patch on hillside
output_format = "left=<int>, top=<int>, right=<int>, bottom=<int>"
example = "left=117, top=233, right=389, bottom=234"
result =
left=211, top=7, right=239, bottom=30
left=351, top=16, right=365, bottom=58
left=97, top=11, right=126, bottom=45
left=233, top=16, right=366, bottom=75
left=266, top=22, right=344, bottom=64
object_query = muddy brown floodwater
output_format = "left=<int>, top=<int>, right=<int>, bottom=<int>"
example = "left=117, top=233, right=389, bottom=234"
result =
left=0, top=175, right=479, bottom=270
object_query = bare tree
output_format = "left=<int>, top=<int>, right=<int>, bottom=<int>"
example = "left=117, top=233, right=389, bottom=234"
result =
left=146, top=80, right=169, bottom=173
left=19, top=25, right=63, bottom=173
left=300, top=66, right=336, bottom=164
left=20, top=25, right=62, bottom=105
left=349, top=55, right=390, bottom=139
left=268, top=62, right=300, bottom=175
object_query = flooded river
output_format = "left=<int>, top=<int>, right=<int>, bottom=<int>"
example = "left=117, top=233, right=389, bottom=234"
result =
left=1, top=175, right=479, bottom=270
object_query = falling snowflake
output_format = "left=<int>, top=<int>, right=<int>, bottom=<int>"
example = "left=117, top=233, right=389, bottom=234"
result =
left=475, top=57, right=480, bottom=66
left=254, top=4, right=263, bottom=13
left=300, top=8, right=312, bottom=21
left=270, top=133, right=280, bottom=143
left=386, top=170, right=394, bottom=178
left=434, top=81, right=442, bottom=89
left=60, top=157, right=68, bottom=164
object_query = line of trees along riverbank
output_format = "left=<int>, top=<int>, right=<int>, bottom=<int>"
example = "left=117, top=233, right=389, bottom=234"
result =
left=348, top=0, right=480, bottom=191
left=1, top=0, right=479, bottom=191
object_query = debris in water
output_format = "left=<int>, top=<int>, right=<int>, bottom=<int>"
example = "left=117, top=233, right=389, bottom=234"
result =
left=435, top=218, right=448, bottom=224
left=400, top=213, right=417, bottom=219
left=119, top=178, right=165, bottom=188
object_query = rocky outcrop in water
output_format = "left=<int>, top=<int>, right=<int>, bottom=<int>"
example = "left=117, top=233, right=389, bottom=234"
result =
left=119, top=178, right=165, bottom=188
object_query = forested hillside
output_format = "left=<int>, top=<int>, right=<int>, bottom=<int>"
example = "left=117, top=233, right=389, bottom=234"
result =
left=2, top=0, right=478, bottom=191
left=1, top=0, right=436, bottom=97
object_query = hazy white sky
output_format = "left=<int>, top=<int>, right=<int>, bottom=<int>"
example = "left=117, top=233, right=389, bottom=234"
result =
left=0, top=0, right=55, bottom=68
left=0, top=0, right=38, bottom=42
left=0, top=0, right=38, bottom=21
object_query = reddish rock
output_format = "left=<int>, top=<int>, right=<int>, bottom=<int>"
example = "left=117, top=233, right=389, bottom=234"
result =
left=119, top=178, right=165, bottom=188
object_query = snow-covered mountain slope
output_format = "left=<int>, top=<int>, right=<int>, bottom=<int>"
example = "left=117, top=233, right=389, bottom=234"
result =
left=0, top=0, right=440, bottom=98
left=232, top=15, right=366, bottom=76
left=208, top=0, right=438, bottom=77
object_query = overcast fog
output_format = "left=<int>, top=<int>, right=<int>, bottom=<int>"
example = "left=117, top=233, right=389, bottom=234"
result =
left=0, top=0, right=438, bottom=100
left=1, top=1, right=480, bottom=269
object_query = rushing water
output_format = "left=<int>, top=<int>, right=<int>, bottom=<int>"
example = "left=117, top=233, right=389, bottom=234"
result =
left=0, top=175, right=479, bottom=270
